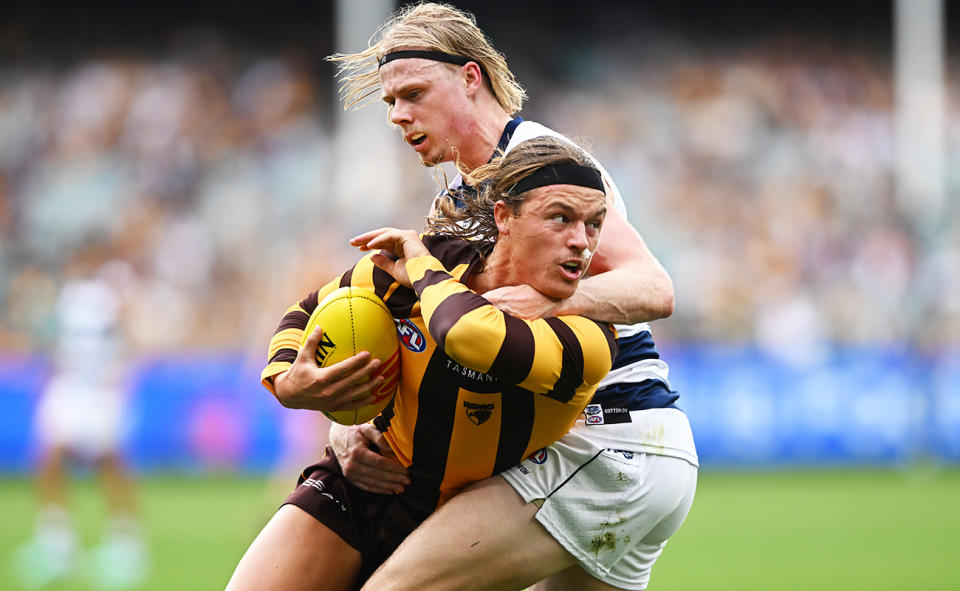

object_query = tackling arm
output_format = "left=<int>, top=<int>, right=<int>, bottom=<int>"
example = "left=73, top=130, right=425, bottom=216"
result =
left=481, top=206, right=673, bottom=324
left=553, top=205, right=673, bottom=324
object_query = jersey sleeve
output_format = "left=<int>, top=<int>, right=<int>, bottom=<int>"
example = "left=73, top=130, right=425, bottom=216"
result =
left=260, top=280, right=340, bottom=395
left=405, top=254, right=618, bottom=399
left=260, top=254, right=402, bottom=395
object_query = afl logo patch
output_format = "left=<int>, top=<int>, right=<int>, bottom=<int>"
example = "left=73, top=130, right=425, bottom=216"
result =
left=527, top=449, right=548, bottom=464
left=586, top=414, right=604, bottom=425
left=395, top=318, right=426, bottom=352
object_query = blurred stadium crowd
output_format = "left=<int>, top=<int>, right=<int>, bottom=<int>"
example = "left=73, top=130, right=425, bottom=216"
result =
left=0, top=11, right=958, bottom=362
left=546, top=34, right=960, bottom=357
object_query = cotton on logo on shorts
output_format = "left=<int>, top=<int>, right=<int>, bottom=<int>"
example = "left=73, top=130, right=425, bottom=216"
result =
left=527, top=449, right=548, bottom=464
left=301, top=478, right=326, bottom=492
left=301, top=478, right=347, bottom=512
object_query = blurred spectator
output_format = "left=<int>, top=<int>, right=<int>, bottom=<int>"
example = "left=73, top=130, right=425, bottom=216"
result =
left=11, top=241, right=147, bottom=589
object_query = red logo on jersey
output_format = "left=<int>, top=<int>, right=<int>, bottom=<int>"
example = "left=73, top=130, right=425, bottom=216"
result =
left=371, top=349, right=401, bottom=403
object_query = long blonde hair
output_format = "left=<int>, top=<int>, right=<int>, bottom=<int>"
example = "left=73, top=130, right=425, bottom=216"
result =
left=327, top=2, right=526, bottom=115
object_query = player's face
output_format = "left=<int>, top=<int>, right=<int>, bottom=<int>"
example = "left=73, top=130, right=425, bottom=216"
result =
left=497, top=185, right=607, bottom=300
left=380, top=59, right=473, bottom=166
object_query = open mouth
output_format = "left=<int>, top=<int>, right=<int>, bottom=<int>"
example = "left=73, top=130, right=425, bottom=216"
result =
left=409, top=133, right=426, bottom=146
left=560, top=261, right=582, bottom=279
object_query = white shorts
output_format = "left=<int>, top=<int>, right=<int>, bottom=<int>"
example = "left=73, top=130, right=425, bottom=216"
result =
left=501, top=410, right=698, bottom=590
left=35, top=374, right=128, bottom=459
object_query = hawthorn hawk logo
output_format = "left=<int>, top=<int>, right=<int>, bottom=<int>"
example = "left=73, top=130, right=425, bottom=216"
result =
left=463, top=401, right=494, bottom=425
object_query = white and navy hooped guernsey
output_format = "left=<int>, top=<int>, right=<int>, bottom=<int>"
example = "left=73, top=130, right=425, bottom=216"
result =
left=440, top=118, right=678, bottom=415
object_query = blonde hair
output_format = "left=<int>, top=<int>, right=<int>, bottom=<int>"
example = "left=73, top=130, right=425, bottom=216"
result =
left=427, top=137, right=599, bottom=258
left=327, top=2, right=526, bottom=115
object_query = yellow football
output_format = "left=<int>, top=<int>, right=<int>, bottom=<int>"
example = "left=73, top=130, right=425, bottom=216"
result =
left=301, top=286, right=400, bottom=425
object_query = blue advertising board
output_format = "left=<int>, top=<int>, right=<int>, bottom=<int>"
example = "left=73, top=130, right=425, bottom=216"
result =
left=1, top=346, right=957, bottom=472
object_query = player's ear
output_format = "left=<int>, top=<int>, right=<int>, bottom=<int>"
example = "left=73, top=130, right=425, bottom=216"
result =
left=462, top=62, right=483, bottom=96
left=493, top=200, right=511, bottom=234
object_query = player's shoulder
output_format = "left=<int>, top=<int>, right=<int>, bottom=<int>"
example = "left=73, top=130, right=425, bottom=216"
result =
left=422, top=234, right=485, bottom=269
left=506, top=121, right=571, bottom=151
left=558, top=314, right=617, bottom=344
left=550, top=315, right=618, bottom=385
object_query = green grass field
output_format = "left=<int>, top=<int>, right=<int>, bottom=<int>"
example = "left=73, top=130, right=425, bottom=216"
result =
left=1, top=468, right=958, bottom=590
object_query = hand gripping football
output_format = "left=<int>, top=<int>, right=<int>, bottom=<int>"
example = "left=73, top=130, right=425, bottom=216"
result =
left=301, top=286, right=400, bottom=425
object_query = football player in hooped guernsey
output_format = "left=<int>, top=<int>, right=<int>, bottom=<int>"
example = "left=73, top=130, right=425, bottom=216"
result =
left=227, top=138, right=618, bottom=591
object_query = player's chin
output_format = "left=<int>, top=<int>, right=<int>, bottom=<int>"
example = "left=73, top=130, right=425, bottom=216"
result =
left=418, top=151, right=444, bottom=167
left=541, top=280, right=578, bottom=301
left=416, top=144, right=451, bottom=166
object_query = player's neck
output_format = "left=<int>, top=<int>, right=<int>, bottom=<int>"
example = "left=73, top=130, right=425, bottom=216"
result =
left=469, top=243, right=516, bottom=294
left=457, top=109, right=512, bottom=172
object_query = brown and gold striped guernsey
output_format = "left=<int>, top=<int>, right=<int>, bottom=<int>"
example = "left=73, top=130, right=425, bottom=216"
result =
left=262, top=235, right=617, bottom=514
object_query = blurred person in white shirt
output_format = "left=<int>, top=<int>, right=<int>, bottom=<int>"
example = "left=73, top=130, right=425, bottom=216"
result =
left=12, top=240, right=148, bottom=590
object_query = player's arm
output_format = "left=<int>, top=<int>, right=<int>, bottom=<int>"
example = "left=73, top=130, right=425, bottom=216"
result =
left=483, top=200, right=673, bottom=324
left=352, top=226, right=618, bottom=392
left=483, top=207, right=673, bottom=324
left=261, top=277, right=386, bottom=412
left=560, top=204, right=673, bottom=321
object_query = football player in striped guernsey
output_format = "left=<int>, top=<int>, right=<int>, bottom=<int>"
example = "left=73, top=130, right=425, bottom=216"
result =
left=322, top=4, right=698, bottom=591
left=227, top=137, right=618, bottom=591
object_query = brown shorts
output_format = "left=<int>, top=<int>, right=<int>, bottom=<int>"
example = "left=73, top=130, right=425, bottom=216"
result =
left=283, top=447, right=428, bottom=588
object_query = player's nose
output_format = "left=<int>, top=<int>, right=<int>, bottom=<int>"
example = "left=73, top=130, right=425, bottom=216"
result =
left=568, top=220, right=589, bottom=251
left=390, top=101, right=411, bottom=125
